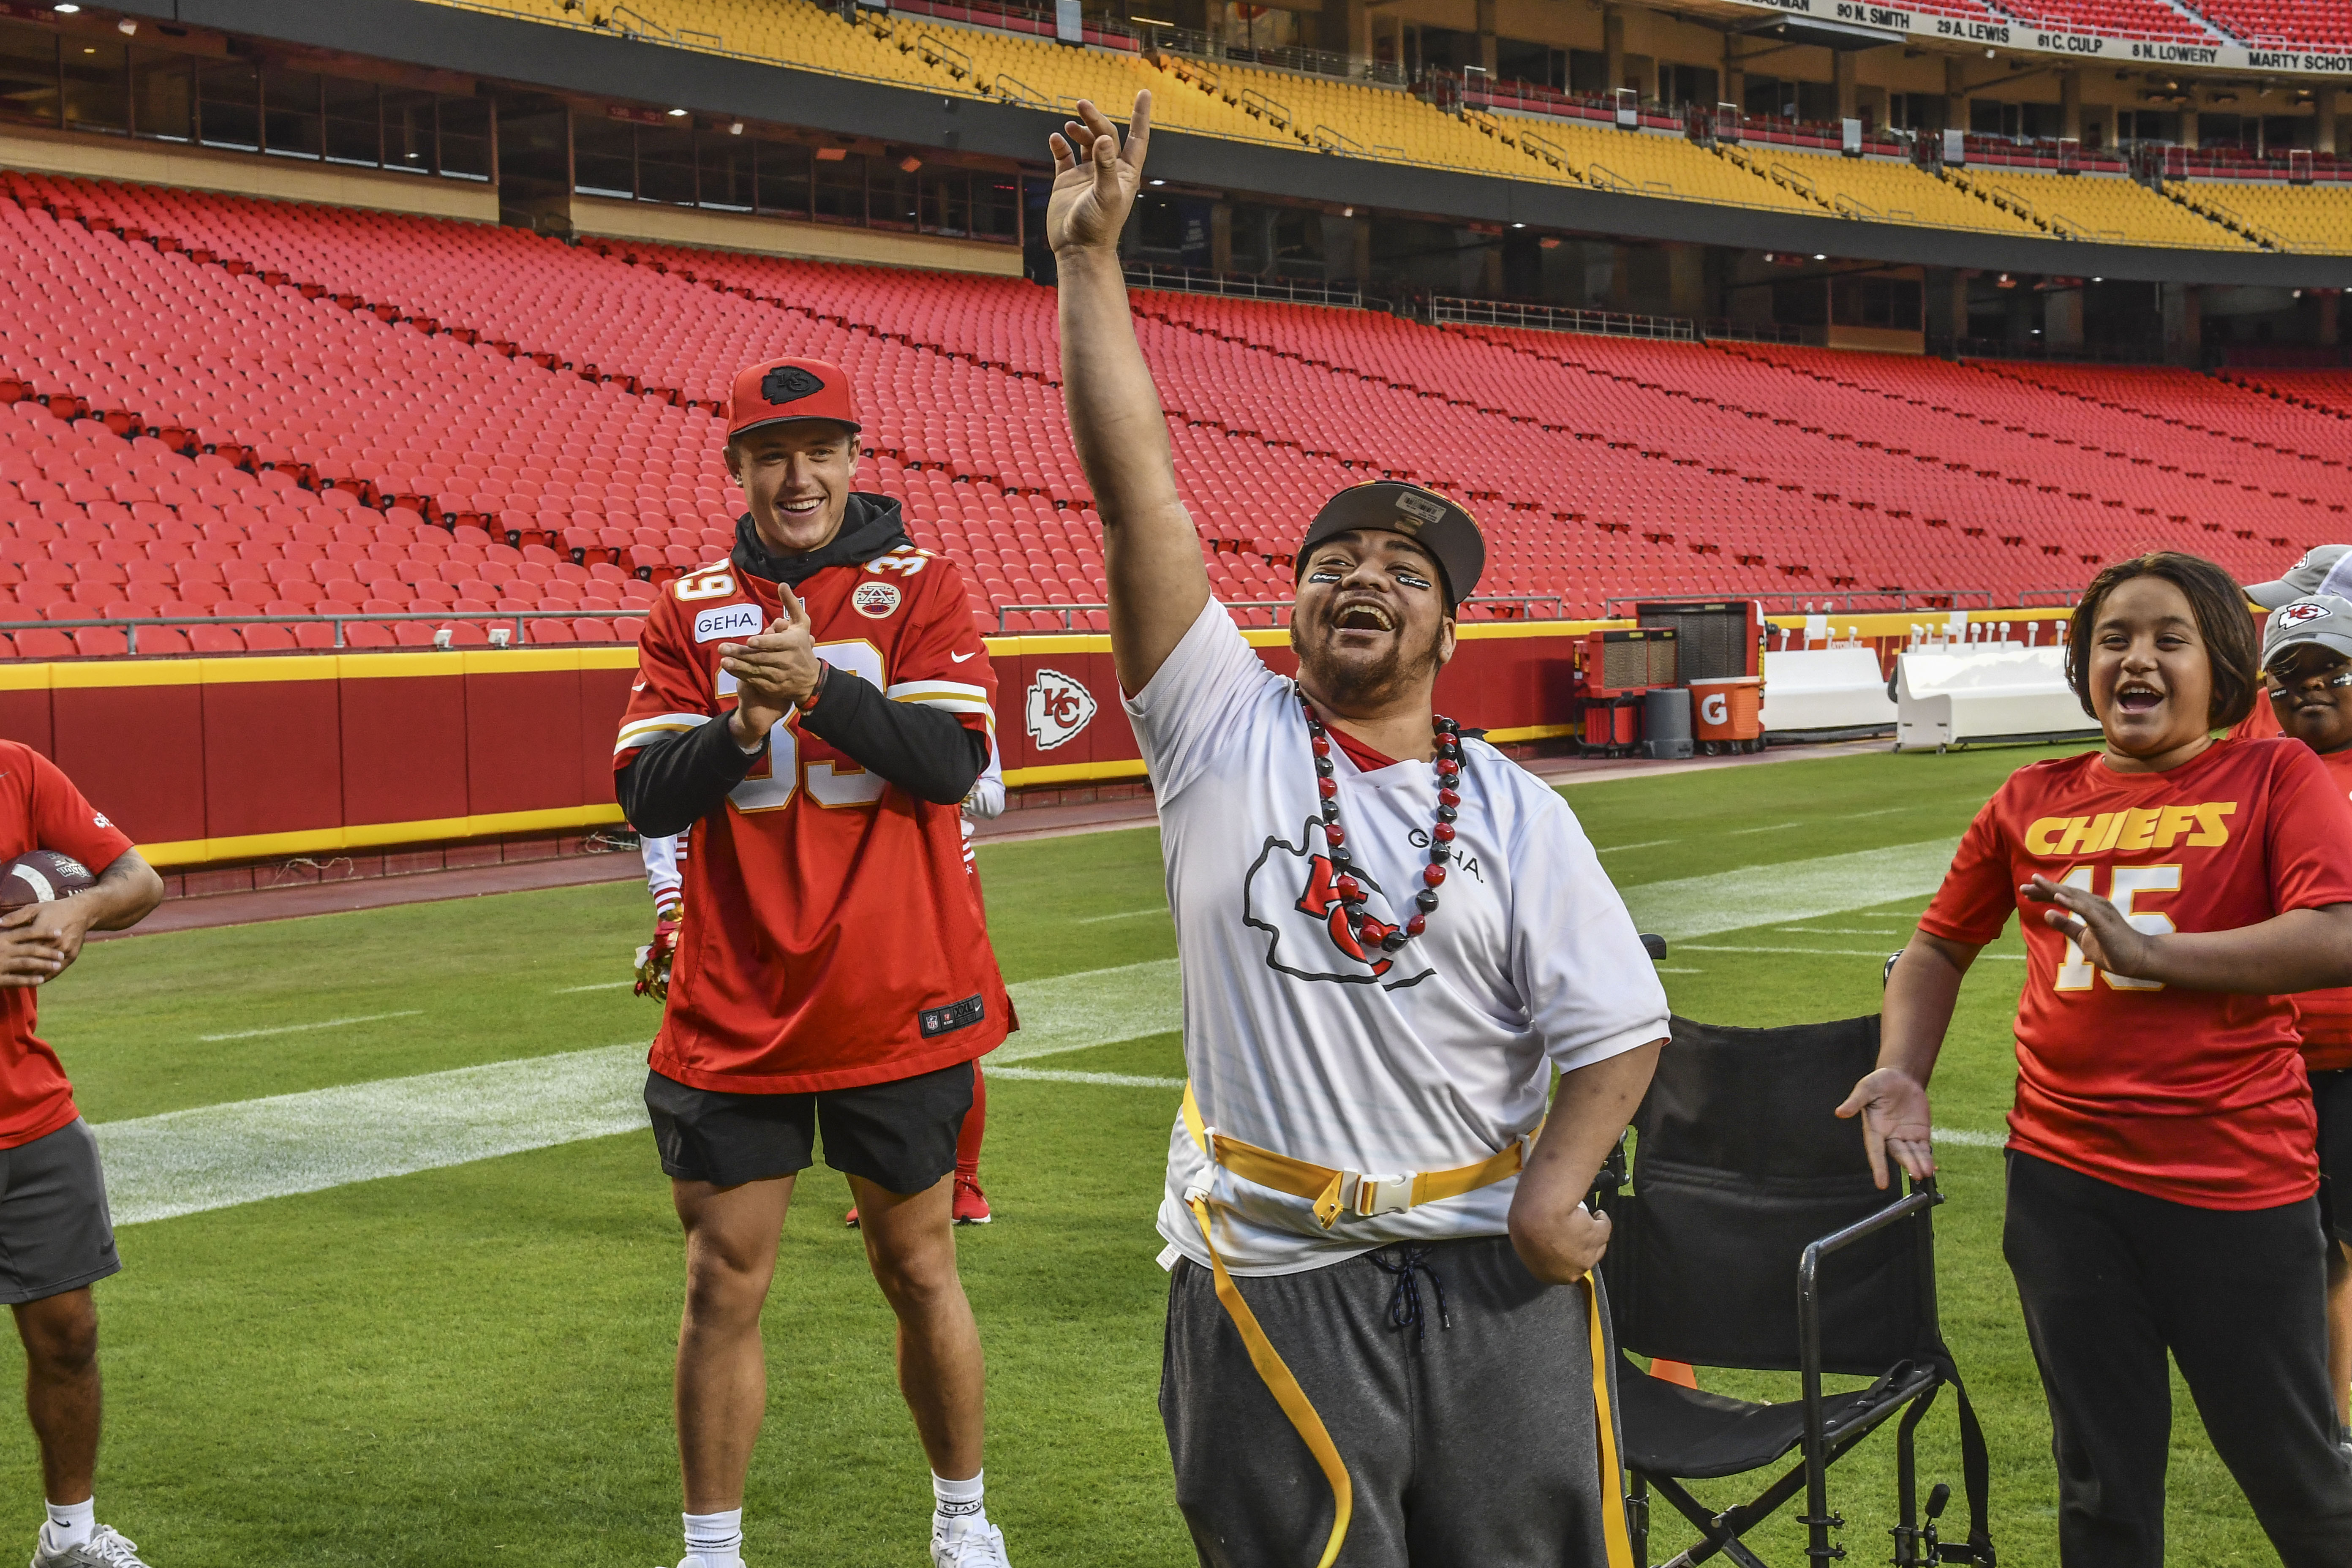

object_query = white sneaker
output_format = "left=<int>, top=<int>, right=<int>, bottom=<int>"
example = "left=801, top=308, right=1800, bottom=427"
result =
left=672, top=1557, right=740, bottom=1568
left=930, top=1518, right=1010, bottom=1568
left=30, top=1524, right=152, bottom=1568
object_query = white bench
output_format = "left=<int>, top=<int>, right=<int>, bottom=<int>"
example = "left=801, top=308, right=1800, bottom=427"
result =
left=1758, top=648, right=1897, bottom=737
left=1894, top=646, right=2096, bottom=751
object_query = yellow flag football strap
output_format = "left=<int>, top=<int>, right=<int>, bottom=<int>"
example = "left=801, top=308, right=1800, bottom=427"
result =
left=1176, top=1083, right=1634, bottom=1568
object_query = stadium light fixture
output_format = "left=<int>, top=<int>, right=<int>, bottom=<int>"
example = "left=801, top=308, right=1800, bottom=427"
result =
left=116, top=17, right=136, bottom=33
left=1149, top=178, right=1165, bottom=186
left=667, top=108, right=689, bottom=118
left=898, top=155, right=923, bottom=173
left=51, top=3, right=76, bottom=11
left=729, top=121, right=744, bottom=135
left=1813, top=253, right=1826, bottom=261
left=1513, top=222, right=1525, bottom=229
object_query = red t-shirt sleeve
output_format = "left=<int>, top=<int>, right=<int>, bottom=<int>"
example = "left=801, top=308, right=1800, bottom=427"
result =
left=2261, top=742, right=2352, bottom=912
left=24, top=751, right=133, bottom=873
left=1917, top=789, right=2018, bottom=947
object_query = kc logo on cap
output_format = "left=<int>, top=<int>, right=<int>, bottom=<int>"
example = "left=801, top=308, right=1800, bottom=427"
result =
left=762, top=365, right=825, bottom=405
left=2278, top=602, right=2333, bottom=627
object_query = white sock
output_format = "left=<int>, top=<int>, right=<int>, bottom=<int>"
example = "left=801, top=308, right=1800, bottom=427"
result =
left=43, top=1500, right=93, bottom=1551
left=683, top=1507, right=743, bottom=1568
left=933, top=1470, right=986, bottom=1537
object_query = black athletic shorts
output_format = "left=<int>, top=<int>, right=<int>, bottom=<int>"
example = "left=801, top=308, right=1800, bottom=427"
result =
left=0, top=1118, right=118, bottom=1305
left=2314, top=1067, right=2352, bottom=1249
left=644, top=1060, right=975, bottom=1195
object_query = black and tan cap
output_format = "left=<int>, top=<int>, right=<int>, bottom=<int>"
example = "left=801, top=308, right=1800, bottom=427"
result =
left=1295, top=481, right=1485, bottom=608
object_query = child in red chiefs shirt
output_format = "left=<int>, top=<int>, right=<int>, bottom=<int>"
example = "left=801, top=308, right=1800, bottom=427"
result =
left=1838, top=553, right=2352, bottom=1568
left=2255, top=593, right=2352, bottom=1451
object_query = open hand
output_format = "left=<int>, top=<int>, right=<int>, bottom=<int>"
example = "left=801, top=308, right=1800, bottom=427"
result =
left=1835, top=1067, right=1936, bottom=1190
left=1047, top=93, right=1152, bottom=256
left=719, top=584, right=820, bottom=745
left=2024, top=873, right=2157, bottom=982
left=0, top=900, right=93, bottom=988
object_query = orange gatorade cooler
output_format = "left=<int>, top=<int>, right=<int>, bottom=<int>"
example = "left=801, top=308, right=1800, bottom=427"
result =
left=1689, top=676, right=1763, bottom=753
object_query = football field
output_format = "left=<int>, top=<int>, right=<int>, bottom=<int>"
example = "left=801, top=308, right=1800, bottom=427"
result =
left=0, top=744, right=2292, bottom=1566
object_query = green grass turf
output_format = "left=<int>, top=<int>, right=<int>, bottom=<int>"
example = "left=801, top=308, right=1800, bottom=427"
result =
left=0, top=740, right=2293, bottom=1565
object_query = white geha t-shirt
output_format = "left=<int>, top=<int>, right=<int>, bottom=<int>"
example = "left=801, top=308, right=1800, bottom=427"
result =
left=1130, top=599, right=1671, bottom=1277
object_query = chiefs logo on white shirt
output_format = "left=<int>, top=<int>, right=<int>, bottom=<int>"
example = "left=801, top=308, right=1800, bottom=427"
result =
left=1241, top=820, right=1435, bottom=988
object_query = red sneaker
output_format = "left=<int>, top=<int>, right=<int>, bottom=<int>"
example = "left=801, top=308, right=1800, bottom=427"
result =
left=953, top=1175, right=993, bottom=1225
left=843, top=1206, right=859, bottom=1228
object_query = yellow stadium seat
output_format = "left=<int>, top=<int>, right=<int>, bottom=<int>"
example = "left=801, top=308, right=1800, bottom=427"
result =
left=2169, top=180, right=2352, bottom=255
left=1944, top=166, right=2254, bottom=249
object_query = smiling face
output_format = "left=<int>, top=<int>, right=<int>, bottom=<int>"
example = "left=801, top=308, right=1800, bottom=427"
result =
left=2087, top=575, right=2216, bottom=765
left=1289, top=528, right=1456, bottom=711
left=2267, top=642, right=2352, bottom=755
left=726, top=420, right=857, bottom=556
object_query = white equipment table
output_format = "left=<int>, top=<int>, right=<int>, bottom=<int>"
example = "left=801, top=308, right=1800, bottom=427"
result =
left=1894, top=645, right=2097, bottom=751
left=1758, top=648, right=1897, bottom=738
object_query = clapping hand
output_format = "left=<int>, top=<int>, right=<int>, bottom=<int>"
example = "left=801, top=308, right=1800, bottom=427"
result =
left=719, top=584, right=821, bottom=746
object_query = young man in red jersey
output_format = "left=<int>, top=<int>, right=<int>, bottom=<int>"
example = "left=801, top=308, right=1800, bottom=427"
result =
left=2254, top=593, right=2352, bottom=1449
left=0, top=744, right=162, bottom=1568
left=614, top=358, right=1013, bottom=1568
left=1840, top=553, right=2352, bottom=1566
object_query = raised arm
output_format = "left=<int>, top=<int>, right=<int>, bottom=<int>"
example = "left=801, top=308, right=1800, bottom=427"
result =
left=1049, top=95, right=1209, bottom=696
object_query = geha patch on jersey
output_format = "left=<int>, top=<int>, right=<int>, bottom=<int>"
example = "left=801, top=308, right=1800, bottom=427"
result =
left=1241, top=819, right=1436, bottom=989
left=694, top=603, right=762, bottom=643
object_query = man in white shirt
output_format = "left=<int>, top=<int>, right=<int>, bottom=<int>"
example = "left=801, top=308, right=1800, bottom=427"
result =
left=1049, top=96, right=1669, bottom=1567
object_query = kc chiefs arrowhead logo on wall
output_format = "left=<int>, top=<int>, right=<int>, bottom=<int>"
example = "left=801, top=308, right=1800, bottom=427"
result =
left=1024, top=668, right=1098, bottom=751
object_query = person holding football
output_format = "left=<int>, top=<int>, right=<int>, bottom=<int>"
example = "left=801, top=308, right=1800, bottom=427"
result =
left=1840, top=552, right=2352, bottom=1565
left=613, top=359, right=1013, bottom=1568
left=0, top=743, right=163, bottom=1568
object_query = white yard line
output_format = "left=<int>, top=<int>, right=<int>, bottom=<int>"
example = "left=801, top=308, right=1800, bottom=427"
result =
left=1075, top=908, right=1169, bottom=925
left=553, top=980, right=636, bottom=994
left=197, top=1010, right=424, bottom=1043
left=97, top=1043, right=648, bottom=1225
left=1597, top=839, right=1678, bottom=854
left=1680, top=944, right=2025, bottom=961
left=110, top=839, right=1990, bottom=1224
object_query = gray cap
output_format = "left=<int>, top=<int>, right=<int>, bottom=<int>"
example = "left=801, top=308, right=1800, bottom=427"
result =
left=2261, top=593, right=2352, bottom=670
left=2248, top=545, right=2352, bottom=609
left=1295, top=481, right=1485, bottom=608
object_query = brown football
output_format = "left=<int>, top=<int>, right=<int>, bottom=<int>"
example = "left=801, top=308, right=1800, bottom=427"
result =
left=0, top=851, right=94, bottom=912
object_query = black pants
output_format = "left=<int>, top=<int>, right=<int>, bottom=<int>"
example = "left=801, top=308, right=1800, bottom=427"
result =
left=2003, top=1150, right=2352, bottom=1566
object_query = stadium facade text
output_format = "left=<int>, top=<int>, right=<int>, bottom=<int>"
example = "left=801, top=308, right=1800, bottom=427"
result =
left=1720, top=0, right=2352, bottom=75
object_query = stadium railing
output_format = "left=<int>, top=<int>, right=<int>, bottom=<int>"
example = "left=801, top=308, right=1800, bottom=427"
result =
left=1603, top=589, right=2006, bottom=617
left=1120, top=264, right=1373, bottom=310
left=0, top=610, right=639, bottom=657
left=1430, top=298, right=1698, bottom=342
left=997, top=595, right=1568, bottom=632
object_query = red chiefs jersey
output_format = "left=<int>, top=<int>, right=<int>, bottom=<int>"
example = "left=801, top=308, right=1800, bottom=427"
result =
left=615, top=542, right=1009, bottom=1093
left=2289, top=745, right=2352, bottom=1069
left=1920, top=738, right=2352, bottom=1209
left=0, top=743, right=130, bottom=1148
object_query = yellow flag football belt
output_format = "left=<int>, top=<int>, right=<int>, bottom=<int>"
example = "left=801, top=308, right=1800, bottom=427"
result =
left=1176, top=1083, right=1635, bottom=1568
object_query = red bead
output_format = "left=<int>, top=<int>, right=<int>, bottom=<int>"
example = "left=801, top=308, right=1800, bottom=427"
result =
left=1436, top=759, right=1459, bottom=779
left=1318, top=778, right=1337, bottom=799
left=1337, top=876, right=1362, bottom=903
left=1433, top=822, right=1456, bottom=843
left=1324, top=823, right=1345, bottom=846
left=1405, top=914, right=1427, bottom=937
left=1438, top=788, right=1461, bottom=808
left=1310, top=736, right=1330, bottom=757
left=1424, top=864, right=1447, bottom=887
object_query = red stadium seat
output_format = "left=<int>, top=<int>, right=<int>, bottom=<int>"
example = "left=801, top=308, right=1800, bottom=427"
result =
left=71, top=628, right=126, bottom=658
left=188, top=625, right=245, bottom=654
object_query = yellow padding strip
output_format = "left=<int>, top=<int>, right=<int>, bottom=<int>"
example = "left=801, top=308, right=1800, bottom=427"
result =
left=1185, top=1195, right=1353, bottom=1568
left=1582, top=1274, right=1637, bottom=1568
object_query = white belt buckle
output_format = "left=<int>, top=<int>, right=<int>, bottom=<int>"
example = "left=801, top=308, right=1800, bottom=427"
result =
left=1354, top=1172, right=1416, bottom=1218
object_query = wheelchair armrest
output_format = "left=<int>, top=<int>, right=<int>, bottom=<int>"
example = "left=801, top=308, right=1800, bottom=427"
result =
left=1793, top=1180, right=1946, bottom=1501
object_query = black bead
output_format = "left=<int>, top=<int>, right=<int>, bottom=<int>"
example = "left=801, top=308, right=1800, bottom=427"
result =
left=1314, top=757, right=1334, bottom=777
left=1437, top=805, right=1458, bottom=822
left=1322, top=801, right=1341, bottom=820
left=1381, top=931, right=1409, bottom=953
left=1417, top=889, right=1440, bottom=912
left=1330, top=846, right=1351, bottom=866
left=1429, top=846, right=1448, bottom=864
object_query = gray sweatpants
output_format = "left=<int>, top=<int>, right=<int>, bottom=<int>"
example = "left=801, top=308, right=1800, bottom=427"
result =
left=1161, top=1234, right=1619, bottom=1568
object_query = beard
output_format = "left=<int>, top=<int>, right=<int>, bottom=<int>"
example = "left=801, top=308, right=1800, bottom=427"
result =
left=1291, top=608, right=1446, bottom=710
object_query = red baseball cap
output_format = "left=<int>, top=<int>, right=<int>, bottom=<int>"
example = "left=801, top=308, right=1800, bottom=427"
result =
left=725, top=357, right=860, bottom=441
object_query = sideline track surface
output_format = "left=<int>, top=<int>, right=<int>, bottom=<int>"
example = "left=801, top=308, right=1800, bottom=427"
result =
left=95, top=836, right=1971, bottom=1226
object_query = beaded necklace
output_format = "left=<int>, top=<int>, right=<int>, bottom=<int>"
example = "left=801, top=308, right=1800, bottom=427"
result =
left=1298, top=686, right=1463, bottom=956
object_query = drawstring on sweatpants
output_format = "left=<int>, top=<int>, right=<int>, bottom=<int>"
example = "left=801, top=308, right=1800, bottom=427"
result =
left=1370, top=1245, right=1451, bottom=1340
